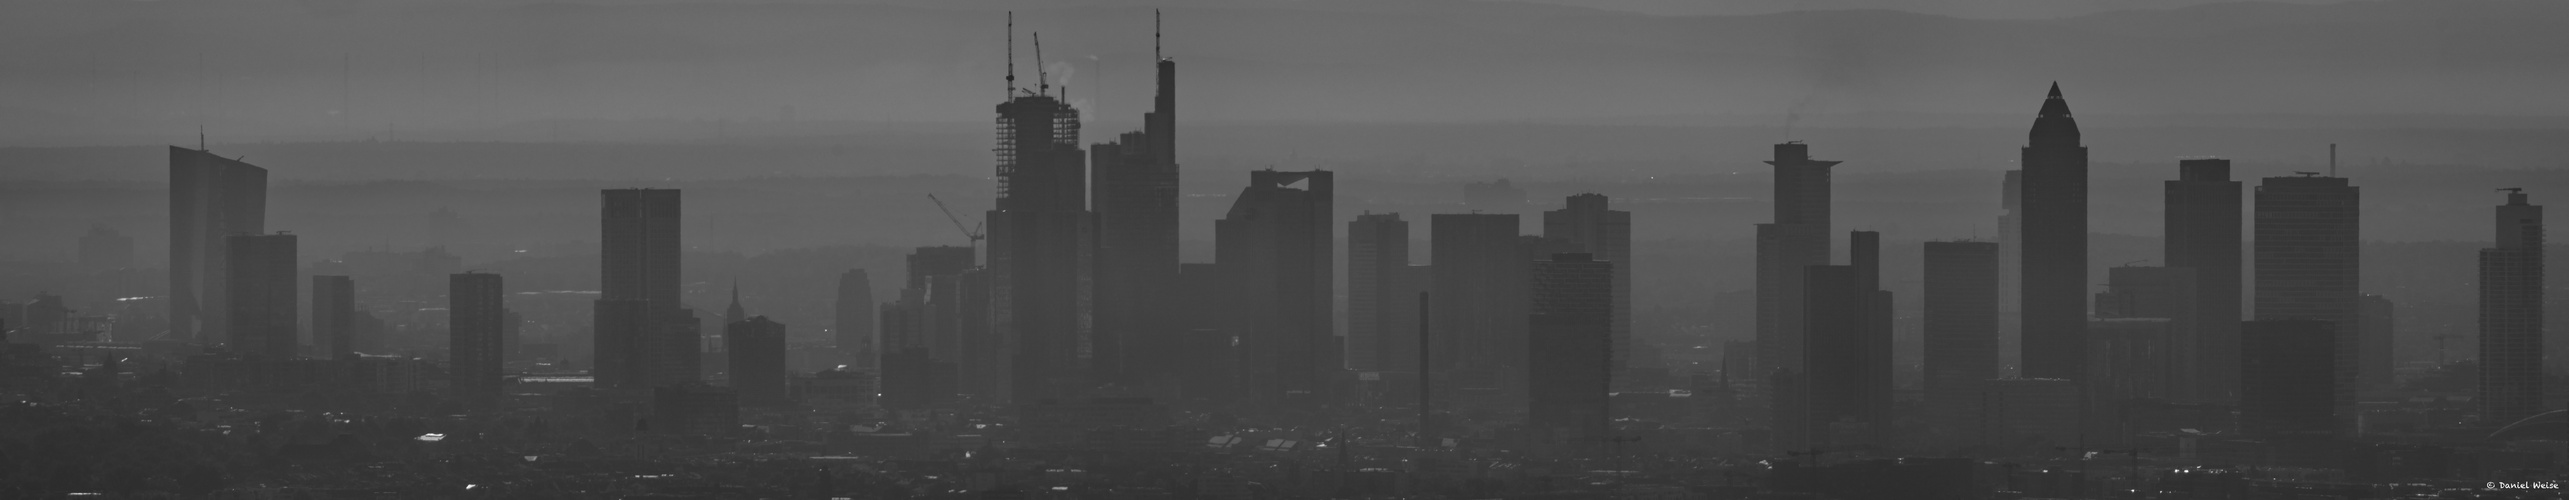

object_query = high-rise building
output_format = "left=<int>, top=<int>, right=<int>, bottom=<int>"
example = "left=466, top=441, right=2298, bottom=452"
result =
left=2092, top=266, right=2199, bottom=403
left=312, top=275, right=356, bottom=359
left=1544, top=194, right=1634, bottom=374
left=987, top=81, right=1093, bottom=404
left=2479, top=190, right=2543, bottom=423
left=2253, top=174, right=2360, bottom=433
left=1922, top=240, right=1999, bottom=442
left=2164, top=159, right=2243, bottom=402
left=79, top=225, right=133, bottom=270
left=1799, top=231, right=1891, bottom=449
left=1173, top=263, right=1241, bottom=401
left=2020, top=83, right=2089, bottom=382
left=1529, top=253, right=1612, bottom=441
left=836, top=269, right=877, bottom=369
left=1215, top=169, right=1335, bottom=402
left=1431, top=213, right=1527, bottom=397
left=450, top=272, right=505, bottom=407
left=724, top=283, right=746, bottom=327
left=1089, top=35, right=1181, bottom=389
left=225, top=233, right=297, bottom=359
left=2359, top=294, right=2394, bottom=389
left=169, top=146, right=269, bottom=344
left=2087, top=318, right=2177, bottom=403
left=1348, top=213, right=1410, bottom=371
left=1756, top=142, right=1839, bottom=383
left=596, top=188, right=689, bottom=391
left=2240, top=320, right=2336, bottom=437
left=727, top=316, right=789, bottom=407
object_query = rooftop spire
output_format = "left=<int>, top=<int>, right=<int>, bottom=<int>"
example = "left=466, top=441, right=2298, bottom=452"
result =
left=2029, top=82, right=2081, bottom=147
left=725, top=279, right=746, bottom=325
left=1155, top=9, right=1163, bottom=61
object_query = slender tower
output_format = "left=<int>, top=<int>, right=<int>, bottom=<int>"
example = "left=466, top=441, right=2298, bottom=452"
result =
left=1090, top=10, right=1182, bottom=389
left=2479, top=189, right=2543, bottom=423
left=2019, top=83, right=2089, bottom=381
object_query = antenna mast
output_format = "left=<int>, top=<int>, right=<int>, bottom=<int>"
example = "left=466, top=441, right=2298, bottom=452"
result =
left=1155, top=9, right=1163, bottom=61
left=2329, top=143, right=2337, bottom=177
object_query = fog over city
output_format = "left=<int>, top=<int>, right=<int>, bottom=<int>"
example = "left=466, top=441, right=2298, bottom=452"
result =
left=0, top=0, right=2560, bottom=498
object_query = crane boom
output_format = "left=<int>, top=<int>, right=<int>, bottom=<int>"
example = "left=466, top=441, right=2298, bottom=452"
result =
left=927, top=194, right=987, bottom=251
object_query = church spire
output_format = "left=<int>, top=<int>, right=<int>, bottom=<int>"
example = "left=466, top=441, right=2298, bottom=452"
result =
left=725, top=280, right=746, bottom=325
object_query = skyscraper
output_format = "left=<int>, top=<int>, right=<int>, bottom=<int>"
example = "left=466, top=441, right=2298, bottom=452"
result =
left=1431, top=213, right=1527, bottom=397
left=1089, top=26, right=1181, bottom=389
left=1755, top=142, right=1840, bottom=381
left=596, top=188, right=689, bottom=391
left=2253, top=173, right=2360, bottom=433
left=313, top=275, right=355, bottom=359
left=1922, top=240, right=1999, bottom=442
left=1544, top=194, right=1634, bottom=374
left=1799, top=231, right=1891, bottom=448
left=225, top=233, right=296, bottom=359
left=451, top=272, right=505, bottom=407
left=2164, top=158, right=2243, bottom=402
left=1216, top=169, right=1335, bottom=402
left=2479, top=190, right=2543, bottom=424
left=2240, top=320, right=2336, bottom=437
left=836, top=269, right=877, bottom=369
left=727, top=316, right=789, bottom=407
left=987, top=74, right=1093, bottom=404
left=1348, top=213, right=1410, bottom=371
left=1529, top=253, right=1612, bottom=441
left=169, top=146, right=268, bottom=344
left=2020, top=83, right=2089, bottom=382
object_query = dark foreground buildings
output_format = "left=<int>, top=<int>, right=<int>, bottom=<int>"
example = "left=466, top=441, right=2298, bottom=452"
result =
left=1922, top=240, right=1998, bottom=443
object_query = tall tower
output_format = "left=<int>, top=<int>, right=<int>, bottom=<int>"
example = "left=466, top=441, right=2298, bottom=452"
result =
left=1215, top=169, right=1335, bottom=403
left=1348, top=213, right=1410, bottom=371
left=1090, top=14, right=1182, bottom=389
left=836, top=269, right=877, bottom=369
left=987, top=23, right=1095, bottom=402
left=226, top=233, right=297, bottom=359
left=313, top=275, right=356, bottom=359
left=1922, top=240, right=1999, bottom=443
left=2164, top=158, right=2242, bottom=401
left=2019, top=83, right=2089, bottom=381
left=2253, top=173, right=2359, bottom=433
left=1544, top=194, right=1634, bottom=375
left=451, top=272, right=505, bottom=408
left=1755, top=142, right=1840, bottom=380
left=1997, top=170, right=2023, bottom=372
left=169, top=146, right=268, bottom=344
left=2240, top=320, right=2336, bottom=437
left=596, top=188, right=688, bottom=390
left=1528, top=253, right=1613, bottom=441
left=2479, top=189, right=2543, bottom=423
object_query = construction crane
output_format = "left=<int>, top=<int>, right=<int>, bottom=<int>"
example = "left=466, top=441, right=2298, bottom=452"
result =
left=927, top=194, right=985, bottom=256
